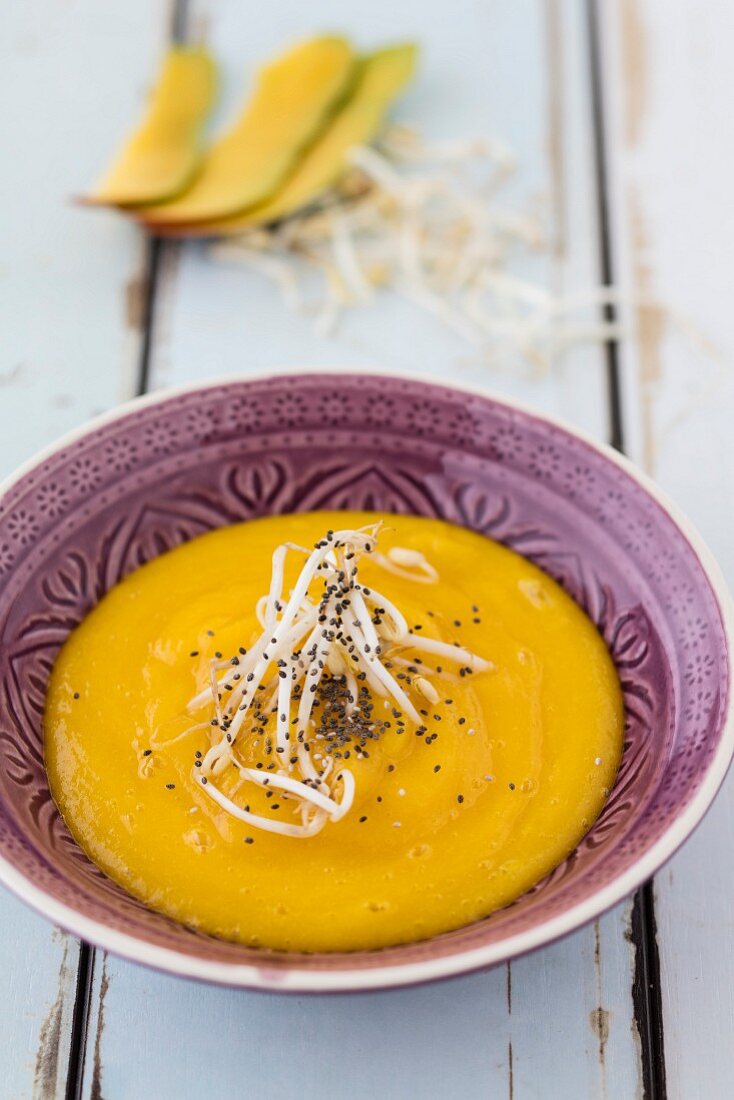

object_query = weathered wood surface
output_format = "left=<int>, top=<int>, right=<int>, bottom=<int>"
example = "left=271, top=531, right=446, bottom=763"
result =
left=6, top=0, right=731, bottom=1095
left=603, top=3, right=734, bottom=1097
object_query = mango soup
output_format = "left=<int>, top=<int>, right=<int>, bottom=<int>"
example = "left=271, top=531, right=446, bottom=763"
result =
left=44, top=512, right=623, bottom=952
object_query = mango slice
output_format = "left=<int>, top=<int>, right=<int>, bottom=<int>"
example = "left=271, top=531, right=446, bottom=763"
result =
left=85, top=47, right=217, bottom=206
left=140, top=36, right=357, bottom=225
left=149, top=44, right=418, bottom=238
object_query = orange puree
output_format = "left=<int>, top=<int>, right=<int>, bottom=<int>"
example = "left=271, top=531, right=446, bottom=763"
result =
left=44, top=512, right=623, bottom=952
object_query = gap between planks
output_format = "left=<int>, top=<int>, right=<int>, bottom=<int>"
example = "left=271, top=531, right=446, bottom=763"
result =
left=586, top=3, right=667, bottom=1097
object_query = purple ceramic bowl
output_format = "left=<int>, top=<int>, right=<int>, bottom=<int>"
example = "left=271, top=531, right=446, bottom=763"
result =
left=0, top=372, right=731, bottom=992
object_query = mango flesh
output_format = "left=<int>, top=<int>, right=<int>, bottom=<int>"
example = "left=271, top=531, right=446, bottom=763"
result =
left=86, top=47, right=217, bottom=206
left=44, top=512, right=624, bottom=953
left=149, top=44, right=417, bottom=238
left=139, top=37, right=356, bottom=225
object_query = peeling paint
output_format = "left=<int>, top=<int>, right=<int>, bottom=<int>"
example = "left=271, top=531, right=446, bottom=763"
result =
left=545, top=0, right=566, bottom=260
left=619, top=0, right=648, bottom=147
left=33, top=936, right=71, bottom=1100
left=625, top=905, right=645, bottom=1100
left=125, top=271, right=148, bottom=332
left=628, top=188, right=665, bottom=474
left=590, top=1006, right=611, bottom=1060
left=592, top=921, right=609, bottom=1099
left=90, top=954, right=110, bottom=1100
left=616, top=0, right=705, bottom=503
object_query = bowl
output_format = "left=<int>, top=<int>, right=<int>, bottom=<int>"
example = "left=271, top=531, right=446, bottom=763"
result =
left=0, top=371, right=731, bottom=992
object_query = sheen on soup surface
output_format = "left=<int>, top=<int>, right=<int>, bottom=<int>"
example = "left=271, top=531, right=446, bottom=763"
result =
left=44, top=512, right=624, bottom=952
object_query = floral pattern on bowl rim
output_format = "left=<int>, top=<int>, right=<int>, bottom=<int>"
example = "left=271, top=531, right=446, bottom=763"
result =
left=0, top=371, right=731, bottom=992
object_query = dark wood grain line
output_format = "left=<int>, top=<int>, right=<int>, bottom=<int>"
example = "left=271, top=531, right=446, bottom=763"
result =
left=63, top=944, right=95, bottom=1100
left=585, top=3, right=667, bottom=1097
left=169, top=0, right=189, bottom=42
left=135, top=237, right=164, bottom=398
left=630, top=882, right=668, bottom=1100
left=135, top=0, right=189, bottom=400
left=586, top=0, right=624, bottom=454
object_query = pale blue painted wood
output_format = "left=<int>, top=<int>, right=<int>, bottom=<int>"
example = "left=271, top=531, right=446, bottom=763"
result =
left=603, top=3, right=734, bottom=1096
left=1, top=917, right=79, bottom=1100
left=83, top=905, right=637, bottom=1100
left=509, top=908, right=641, bottom=1098
left=150, top=0, right=609, bottom=441
left=0, top=3, right=170, bottom=1097
left=83, top=961, right=509, bottom=1100
left=79, top=2, right=642, bottom=1098
left=0, top=0, right=163, bottom=476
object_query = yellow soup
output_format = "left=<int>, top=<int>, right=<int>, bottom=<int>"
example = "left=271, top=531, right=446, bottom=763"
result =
left=44, top=512, right=623, bottom=952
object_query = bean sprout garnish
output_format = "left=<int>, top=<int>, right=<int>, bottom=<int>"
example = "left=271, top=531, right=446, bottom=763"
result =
left=191, top=526, right=491, bottom=837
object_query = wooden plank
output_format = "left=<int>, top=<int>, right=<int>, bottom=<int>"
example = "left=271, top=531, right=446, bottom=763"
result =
left=77, top=2, right=642, bottom=1098
left=0, top=3, right=170, bottom=1096
left=0, top=2, right=167, bottom=475
left=148, top=0, right=609, bottom=437
left=80, top=907, right=636, bottom=1100
left=3, top=923, right=80, bottom=1100
left=600, top=2, right=734, bottom=1097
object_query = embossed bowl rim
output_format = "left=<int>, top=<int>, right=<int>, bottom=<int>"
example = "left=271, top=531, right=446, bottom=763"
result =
left=0, top=367, right=732, bottom=992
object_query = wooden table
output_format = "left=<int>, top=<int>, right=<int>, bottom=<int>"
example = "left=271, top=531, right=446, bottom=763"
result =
left=2, top=2, right=731, bottom=1096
